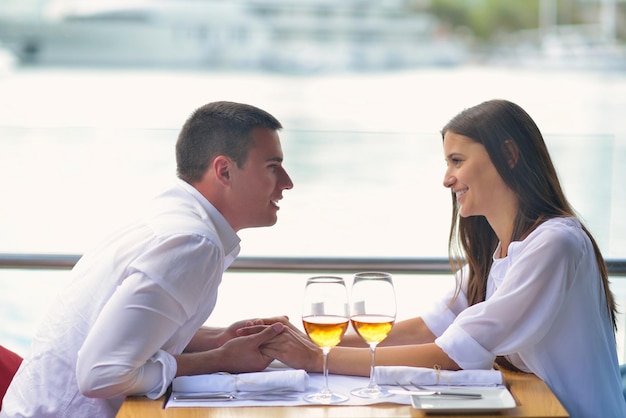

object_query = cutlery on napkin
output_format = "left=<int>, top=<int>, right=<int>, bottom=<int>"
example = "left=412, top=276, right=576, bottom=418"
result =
left=172, top=369, right=309, bottom=394
left=171, top=389, right=300, bottom=402
left=374, top=366, right=503, bottom=387
left=389, top=382, right=482, bottom=399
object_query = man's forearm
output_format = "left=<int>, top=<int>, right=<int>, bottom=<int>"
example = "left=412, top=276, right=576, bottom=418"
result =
left=184, top=327, right=226, bottom=352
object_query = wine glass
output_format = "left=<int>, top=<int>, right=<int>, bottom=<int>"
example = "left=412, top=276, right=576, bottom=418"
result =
left=301, top=276, right=350, bottom=404
left=349, top=271, right=396, bottom=398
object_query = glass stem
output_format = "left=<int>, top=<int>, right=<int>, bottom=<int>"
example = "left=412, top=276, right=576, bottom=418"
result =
left=367, top=343, right=378, bottom=389
left=321, top=348, right=330, bottom=393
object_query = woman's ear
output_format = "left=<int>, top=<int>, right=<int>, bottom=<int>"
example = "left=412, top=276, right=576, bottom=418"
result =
left=503, top=139, right=519, bottom=169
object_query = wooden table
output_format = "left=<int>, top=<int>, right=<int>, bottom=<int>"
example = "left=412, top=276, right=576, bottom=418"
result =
left=116, top=369, right=569, bottom=417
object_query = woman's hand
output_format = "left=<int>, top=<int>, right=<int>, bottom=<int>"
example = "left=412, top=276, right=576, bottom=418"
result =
left=215, top=323, right=287, bottom=373
left=175, top=323, right=287, bottom=376
left=184, top=316, right=292, bottom=352
left=239, top=315, right=296, bottom=331
left=235, top=317, right=323, bottom=372
left=260, top=326, right=324, bottom=373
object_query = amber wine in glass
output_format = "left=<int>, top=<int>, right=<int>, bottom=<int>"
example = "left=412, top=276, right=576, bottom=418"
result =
left=350, top=271, right=396, bottom=398
left=302, top=276, right=350, bottom=404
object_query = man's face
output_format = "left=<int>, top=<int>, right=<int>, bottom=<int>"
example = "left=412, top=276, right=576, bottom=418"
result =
left=227, top=127, right=293, bottom=231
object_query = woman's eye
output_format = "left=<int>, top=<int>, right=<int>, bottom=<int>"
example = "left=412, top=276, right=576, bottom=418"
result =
left=446, top=156, right=463, bottom=167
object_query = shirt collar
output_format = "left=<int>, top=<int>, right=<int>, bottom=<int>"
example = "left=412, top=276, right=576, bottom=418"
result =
left=175, top=178, right=241, bottom=261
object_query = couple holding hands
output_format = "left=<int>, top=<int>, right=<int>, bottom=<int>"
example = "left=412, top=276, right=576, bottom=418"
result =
left=2, top=99, right=624, bottom=418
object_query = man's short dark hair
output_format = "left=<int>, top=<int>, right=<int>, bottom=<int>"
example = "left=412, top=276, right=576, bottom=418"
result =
left=176, top=101, right=282, bottom=183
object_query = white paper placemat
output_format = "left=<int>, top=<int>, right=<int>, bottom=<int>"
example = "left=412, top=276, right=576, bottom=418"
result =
left=167, top=371, right=409, bottom=407
left=166, top=364, right=506, bottom=408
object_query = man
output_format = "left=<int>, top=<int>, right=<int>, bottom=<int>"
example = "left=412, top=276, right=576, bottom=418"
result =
left=1, top=101, right=293, bottom=418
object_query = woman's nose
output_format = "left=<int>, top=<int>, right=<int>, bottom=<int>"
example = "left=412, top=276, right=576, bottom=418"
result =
left=443, top=171, right=454, bottom=188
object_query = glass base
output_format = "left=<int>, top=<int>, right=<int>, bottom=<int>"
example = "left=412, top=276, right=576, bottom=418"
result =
left=351, top=386, right=393, bottom=399
left=304, top=390, right=349, bottom=404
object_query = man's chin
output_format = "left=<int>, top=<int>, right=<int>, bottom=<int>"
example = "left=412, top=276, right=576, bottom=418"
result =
left=249, top=217, right=279, bottom=229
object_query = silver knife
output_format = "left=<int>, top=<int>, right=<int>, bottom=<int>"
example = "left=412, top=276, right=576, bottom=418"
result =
left=389, top=389, right=482, bottom=399
left=171, top=392, right=298, bottom=401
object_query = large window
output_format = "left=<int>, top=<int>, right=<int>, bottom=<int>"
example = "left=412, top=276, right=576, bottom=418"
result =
left=0, top=126, right=623, bottom=258
left=1, top=0, right=625, bottom=357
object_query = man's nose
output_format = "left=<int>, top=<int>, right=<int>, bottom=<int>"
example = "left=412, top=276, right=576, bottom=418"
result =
left=281, top=168, right=294, bottom=190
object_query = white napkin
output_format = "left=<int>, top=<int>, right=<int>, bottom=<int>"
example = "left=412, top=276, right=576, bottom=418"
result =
left=375, top=366, right=503, bottom=387
left=172, top=369, right=309, bottom=393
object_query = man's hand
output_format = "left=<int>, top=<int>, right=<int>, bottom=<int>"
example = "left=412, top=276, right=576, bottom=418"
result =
left=216, top=322, right=288, bottom=373
left=184, top=316, right=291, bottom=352
left=259, top=326, right=324, bottom=373
left=234, top=318, right=323, bottom=372
left=235, top=315, right=299, bottom=337
left=175, top=322, right=286, bottom=376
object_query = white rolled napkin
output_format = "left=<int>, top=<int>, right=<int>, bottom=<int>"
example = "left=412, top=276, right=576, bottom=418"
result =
left=172, top=369, right=309, bottom=393
left=375, top=366, right=503, bottom=387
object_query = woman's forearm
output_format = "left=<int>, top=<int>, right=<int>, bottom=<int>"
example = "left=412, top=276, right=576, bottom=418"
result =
left=328, top=343, right=460, bottom=376
left=338, top=331, right=369, bottom=347
left=340, top=317, right=436, bottom=348
left=381, top=317, right=437, bottom=346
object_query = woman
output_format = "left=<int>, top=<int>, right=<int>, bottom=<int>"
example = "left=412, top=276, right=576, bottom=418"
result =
left=258, top=99, right=626, bottom=418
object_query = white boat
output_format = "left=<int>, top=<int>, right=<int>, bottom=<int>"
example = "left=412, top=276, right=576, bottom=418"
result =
left=0, top=41, right=17, bottom=76
left=0, top=0, right=468, bottom=71
left=488, top=0, right=626, bottom=72
left=0, top=0, right=270, bottom=68
left=490, top=24, right=626, bottom=72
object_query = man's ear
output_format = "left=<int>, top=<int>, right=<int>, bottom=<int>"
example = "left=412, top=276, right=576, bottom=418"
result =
left=213, top=155, right=232, bottom=185
left=503, top=139, right=519, bottom=169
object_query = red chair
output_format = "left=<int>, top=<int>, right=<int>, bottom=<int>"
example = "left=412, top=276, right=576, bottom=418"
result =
left=0, top=345, right=23, bottom=409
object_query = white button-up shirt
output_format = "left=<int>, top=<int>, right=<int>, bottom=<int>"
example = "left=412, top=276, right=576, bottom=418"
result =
left=422, top=217, right=626, bottom=418
left=2, top=179, right=240, bottom=418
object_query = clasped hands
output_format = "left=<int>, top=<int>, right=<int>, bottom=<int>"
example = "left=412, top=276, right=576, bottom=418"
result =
left=179, top=316, right=324, bottom=377
left=234, top=316, right=324, bottom=373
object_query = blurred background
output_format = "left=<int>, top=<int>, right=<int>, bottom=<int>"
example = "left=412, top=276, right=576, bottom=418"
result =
left=1, top=0, right=625, bottom=358
left=1, top=0, right=625, bottom=72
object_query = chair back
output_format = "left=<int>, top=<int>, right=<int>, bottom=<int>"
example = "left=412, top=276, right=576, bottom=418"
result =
left=0, top=345, right=23, bottom=409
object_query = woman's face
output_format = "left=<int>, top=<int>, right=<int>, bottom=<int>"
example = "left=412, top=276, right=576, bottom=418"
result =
left=442, top=131, right=514, bottom=221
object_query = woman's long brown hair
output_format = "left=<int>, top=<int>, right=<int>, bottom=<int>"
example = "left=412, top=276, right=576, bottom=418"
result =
left=442, top=99, right=617, bottom=330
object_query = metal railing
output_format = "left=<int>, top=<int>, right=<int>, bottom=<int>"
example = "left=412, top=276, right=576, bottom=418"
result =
left=1, top=253, right=626, bottom=275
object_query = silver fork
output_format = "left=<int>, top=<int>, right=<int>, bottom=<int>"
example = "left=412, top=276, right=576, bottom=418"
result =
left=171, top=389, right=299, bottom=402
left=390, top=381, right=482, bottom=399
left=409, top=381, right=482, bottom=399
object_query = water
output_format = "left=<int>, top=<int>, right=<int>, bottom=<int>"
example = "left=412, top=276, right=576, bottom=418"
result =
left=1, top=65, right=626, bottom=356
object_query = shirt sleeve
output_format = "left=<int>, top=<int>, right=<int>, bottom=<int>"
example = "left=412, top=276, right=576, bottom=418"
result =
left=421, top=265, right=470, bottom=337
left=129, top=233, right=225, bottom=318
left=76, top=234, right=225, bottom=399
left=435, top=225, right=584, bottom=370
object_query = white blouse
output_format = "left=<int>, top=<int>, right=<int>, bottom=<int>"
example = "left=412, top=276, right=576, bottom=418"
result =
left=2, top=179, right=240, bottom=418
left=422, top=217, right=626, bottom=418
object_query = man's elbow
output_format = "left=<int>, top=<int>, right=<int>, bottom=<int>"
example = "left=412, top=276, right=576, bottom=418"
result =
left=76, top=360, right=137, bottom=398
